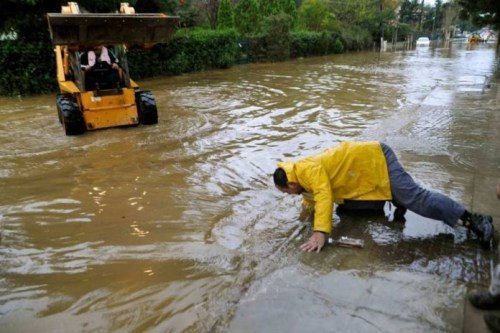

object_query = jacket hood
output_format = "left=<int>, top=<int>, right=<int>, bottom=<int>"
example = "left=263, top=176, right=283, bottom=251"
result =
left=277, top=161, right=298, bottom=183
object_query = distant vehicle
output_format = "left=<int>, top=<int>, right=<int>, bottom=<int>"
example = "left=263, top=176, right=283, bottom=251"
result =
left=416, top=37, right=430, bottom=47
left=468, top=33, right=482, bottom=44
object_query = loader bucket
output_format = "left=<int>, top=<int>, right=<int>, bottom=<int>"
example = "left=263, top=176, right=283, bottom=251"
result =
left=46, top=13, right=179, bottom=46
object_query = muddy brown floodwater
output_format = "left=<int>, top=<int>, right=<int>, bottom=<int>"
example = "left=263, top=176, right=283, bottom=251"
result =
left=1, top=43, right=499, bottom=332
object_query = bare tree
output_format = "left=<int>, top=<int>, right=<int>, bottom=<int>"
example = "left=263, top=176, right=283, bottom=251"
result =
left=442, top=2, right=459, bottom=40
left=199, top=0, right=220, bottom=28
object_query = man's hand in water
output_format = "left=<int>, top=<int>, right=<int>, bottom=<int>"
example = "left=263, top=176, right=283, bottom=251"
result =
left=300, top=231, right=325, bottom=253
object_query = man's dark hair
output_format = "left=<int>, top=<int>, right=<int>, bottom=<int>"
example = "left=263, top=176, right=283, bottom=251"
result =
left=273, top=168, right=288, bottom=187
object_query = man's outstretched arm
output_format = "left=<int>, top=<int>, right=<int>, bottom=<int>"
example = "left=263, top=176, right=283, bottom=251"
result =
left=298, top=164, right=333, bottom=253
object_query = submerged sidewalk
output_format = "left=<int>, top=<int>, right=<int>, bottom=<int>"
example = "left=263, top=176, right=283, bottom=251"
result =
left=463, top=70, right=500, bottom=333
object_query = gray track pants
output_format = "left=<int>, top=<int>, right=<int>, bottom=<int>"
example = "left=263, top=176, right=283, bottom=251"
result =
left=381, top=143, right=465, bottom=227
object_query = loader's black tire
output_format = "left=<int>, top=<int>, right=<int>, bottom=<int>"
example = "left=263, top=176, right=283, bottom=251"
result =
left=136, top=90, right=158, bottom=125
left=57, top=94, right=86, bottom=136
left=55, top=94, right=64, bottom=124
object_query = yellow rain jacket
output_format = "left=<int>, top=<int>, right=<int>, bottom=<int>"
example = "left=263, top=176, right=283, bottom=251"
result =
left=277, top=141, right=392, bottom=234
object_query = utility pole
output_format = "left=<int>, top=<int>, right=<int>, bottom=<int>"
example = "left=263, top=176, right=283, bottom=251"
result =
left=379, top=0, right=384, bottom=51
left=431, top=13, right=436, bottom=39
left=380, top=0, right=383, bottom=49
left=419, top=0, right=424, bottom=32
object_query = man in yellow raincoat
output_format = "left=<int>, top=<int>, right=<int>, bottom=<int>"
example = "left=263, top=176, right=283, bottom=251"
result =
left=274, top=141, right=493, bottom=252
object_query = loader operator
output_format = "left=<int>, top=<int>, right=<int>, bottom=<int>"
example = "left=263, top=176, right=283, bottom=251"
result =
left=273, top=141, right=494, bottom=253
left=81, top=45, right=120, bottom=90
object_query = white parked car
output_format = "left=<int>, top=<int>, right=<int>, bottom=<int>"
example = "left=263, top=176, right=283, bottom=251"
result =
left=416, top=37, right=430, bottom=46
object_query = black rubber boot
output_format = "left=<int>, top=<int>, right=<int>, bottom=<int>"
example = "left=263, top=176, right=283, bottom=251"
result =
left=394, top=206, right=407, bottom=222
left=468, top=291, right=500, bottom=310
left=484, top=314, right=500, bottom=333
left=392, top=202, right=407, bottom=222
left=464, top=213, right=494, bottom=247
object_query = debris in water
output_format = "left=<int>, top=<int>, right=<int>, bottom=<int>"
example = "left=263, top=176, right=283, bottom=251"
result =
left=329, top=236, right=364, bottom=248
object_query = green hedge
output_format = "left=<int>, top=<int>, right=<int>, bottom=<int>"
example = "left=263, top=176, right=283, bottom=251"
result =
left=338, top=26, right=373, bottom=51
left=0, top=27, right=350, bottom=95
left=0, top=29, right=239, bottom=95
left=0, top=40, right=56, bottom=95
left=290, top=30, right=343, bottom=57
left=128, top=28, right=239, bottom=78
left=242, top=30, right=344, bottom=62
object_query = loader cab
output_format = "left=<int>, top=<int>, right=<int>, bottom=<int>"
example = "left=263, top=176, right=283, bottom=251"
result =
left=68, top=45, right=130, bottom=92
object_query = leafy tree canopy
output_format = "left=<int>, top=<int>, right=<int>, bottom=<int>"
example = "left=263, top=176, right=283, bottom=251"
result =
left=217, top=0, right=234, bottom=29
left=457, top=0, right=500, bottom=31
left=298, top=0, right=333, bottom=32
left=234, top=0, right=261, bottom=35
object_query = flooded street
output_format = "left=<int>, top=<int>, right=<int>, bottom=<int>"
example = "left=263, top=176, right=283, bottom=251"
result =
left=1, top=43, right=499, bottom=332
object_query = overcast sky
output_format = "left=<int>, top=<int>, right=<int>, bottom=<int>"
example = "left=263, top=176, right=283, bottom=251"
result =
left=424, top=0, right=447, bottom=5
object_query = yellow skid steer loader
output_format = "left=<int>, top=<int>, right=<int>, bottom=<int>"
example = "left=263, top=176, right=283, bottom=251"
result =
left=46, top=2, right=179, bottom=135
